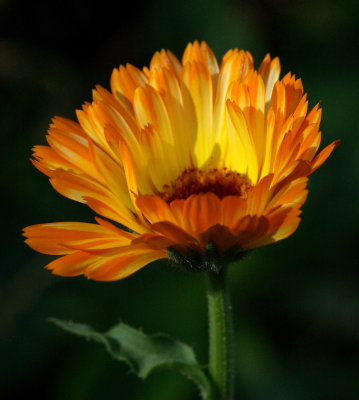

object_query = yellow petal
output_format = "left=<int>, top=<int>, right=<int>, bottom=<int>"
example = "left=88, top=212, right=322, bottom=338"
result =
left=258, top=54, right=281, bottom=110
left=182, top=60, right=214, bottom=167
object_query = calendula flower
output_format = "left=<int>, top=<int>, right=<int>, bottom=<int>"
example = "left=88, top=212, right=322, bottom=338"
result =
left=23, top=41, right=339, bottom=280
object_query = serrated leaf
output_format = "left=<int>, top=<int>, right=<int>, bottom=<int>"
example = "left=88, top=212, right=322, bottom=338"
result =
left=50, top=318, right=213, bottom=399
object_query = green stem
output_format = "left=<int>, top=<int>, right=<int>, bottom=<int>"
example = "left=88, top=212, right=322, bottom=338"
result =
left=205, top=266, right=234, bottom=400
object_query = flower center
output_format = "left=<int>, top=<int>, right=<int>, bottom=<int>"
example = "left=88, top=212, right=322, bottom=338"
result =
left=160, top=167, right=252, bottom=203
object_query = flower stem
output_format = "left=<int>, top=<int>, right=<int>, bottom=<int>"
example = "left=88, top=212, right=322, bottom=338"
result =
left=205, top=266, right=234, bottom=400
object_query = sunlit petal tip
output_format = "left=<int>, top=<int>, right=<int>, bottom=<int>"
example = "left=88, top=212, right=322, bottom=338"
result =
left=311, top=139, right=340, bottom=173
left=24, top=41, right=339, bottom=279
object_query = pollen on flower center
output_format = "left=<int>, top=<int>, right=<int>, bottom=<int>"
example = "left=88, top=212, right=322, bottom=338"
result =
left=160, top=167, right=252, bottom=203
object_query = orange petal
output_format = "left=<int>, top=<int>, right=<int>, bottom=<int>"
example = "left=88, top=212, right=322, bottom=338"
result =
left=182, top=40, right=219, bottom=79
left=149, top=49, right=182, bottom=78
left=23, top=221, right=134, bottom=255
left=31, top=145, right=77, bottom=177
left=136, top=194, right=177, bottom=224
left=219, top=196, right=247, bottom=229
left=45, top=247, right=166, bottom=281
left=198, top=224, right=241, bottom=253
left=231, top=215, right=270, bottom=249
left=181, top=193, right=221, bottom=235
left=133, top=84, right=173, bottom=144
left=267, top=177, right=308, bottom=209
left=272, top=159, right=312, bottom=187
left=47, top=125, right=100, bottom=180
left=248, top=206, right=302, bottom=248
left=84, top=249, right=166, bottom=281
left=110, top=63, right=148, bottom=107
left=258, top=54, right=281, bottom=107
left=214, top=49, right=253, bottom=139
left=131, top=233, right=173, bottom=250
left=45, top=251, right=96, bottom=277
left=244, top=70, right=266, bottom=166
left=246, top=174, right=274, bottom=215
left=311, top=140, right=340, bottom=173
left=281, top=73, right=304, bottom=116
left=150, top=221, right=199, bottom=249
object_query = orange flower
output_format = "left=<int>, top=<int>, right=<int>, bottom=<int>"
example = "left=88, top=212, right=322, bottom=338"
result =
left=23, top=41, right=339, bottom=280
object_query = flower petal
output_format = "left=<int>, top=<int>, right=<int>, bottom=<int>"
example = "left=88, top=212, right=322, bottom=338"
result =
left=258, top=54, right=281, bottom=109
left=311, top=140, right=340, bottom=173
left=182, top=59, right=214, bottom=167
left=23, top=221, right=134, bottom=256
left=45, top=247, right=165, bottom=281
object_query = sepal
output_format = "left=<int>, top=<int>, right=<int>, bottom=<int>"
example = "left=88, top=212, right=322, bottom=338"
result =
left=167, top=242, right=250, bottom=273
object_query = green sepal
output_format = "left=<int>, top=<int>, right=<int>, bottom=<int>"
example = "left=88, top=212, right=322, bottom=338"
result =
left=167, top=243, right=250, bottom=274
left=167, top=246, right=204, bottom=272
left=50, top=318, right=213, bottom=399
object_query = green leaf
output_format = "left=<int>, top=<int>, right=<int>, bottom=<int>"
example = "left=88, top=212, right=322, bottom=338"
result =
left=50, top=318, right=213, bottom=399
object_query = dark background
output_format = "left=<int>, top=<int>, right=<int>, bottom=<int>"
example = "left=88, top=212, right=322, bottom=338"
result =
left=1, top=0, right=358, bottom=399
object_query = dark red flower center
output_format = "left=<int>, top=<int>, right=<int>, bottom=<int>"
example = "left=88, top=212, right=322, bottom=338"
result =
left=160, top=167, right=252, bottom=203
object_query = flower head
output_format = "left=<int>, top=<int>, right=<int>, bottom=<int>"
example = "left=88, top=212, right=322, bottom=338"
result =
left=23, top=41, right=339, bottom=280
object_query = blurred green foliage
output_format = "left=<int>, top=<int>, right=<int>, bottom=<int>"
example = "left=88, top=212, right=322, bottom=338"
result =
left=1, top=0, right=358, bottom=398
